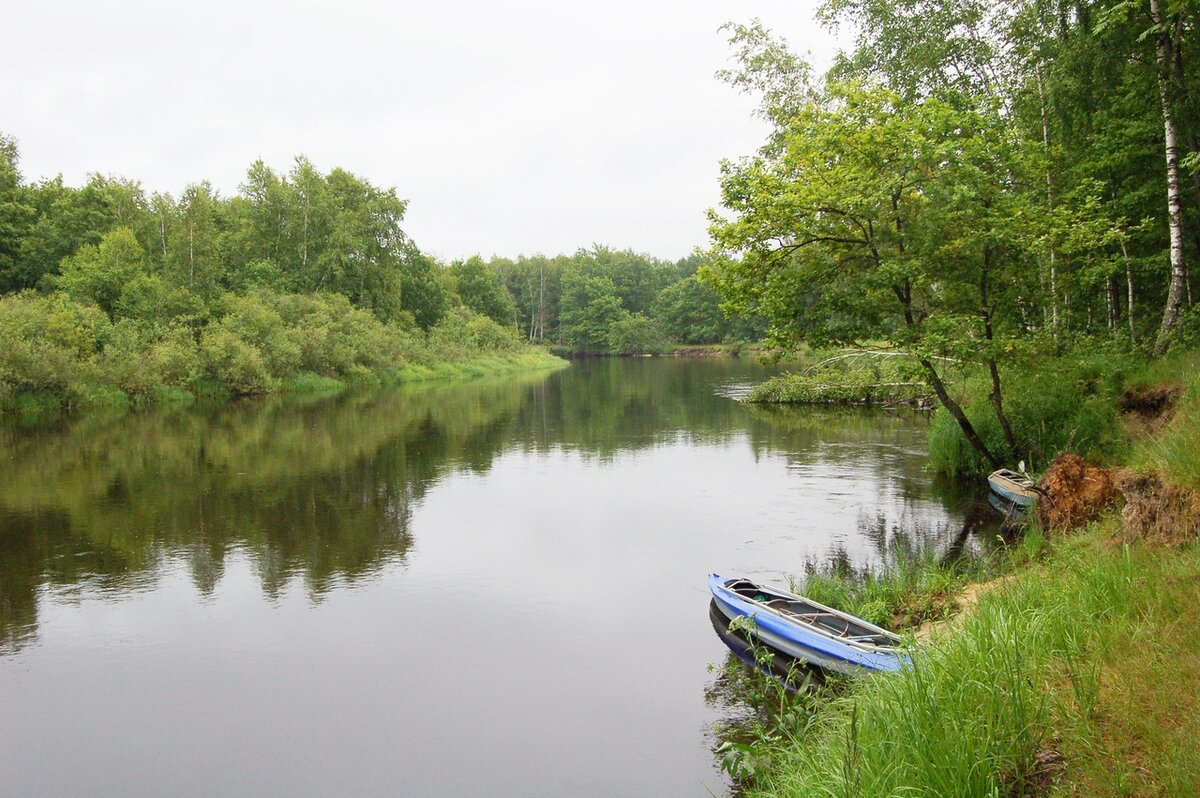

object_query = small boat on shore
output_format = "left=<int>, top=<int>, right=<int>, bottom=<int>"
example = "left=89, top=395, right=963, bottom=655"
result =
left=708, top=574, right=907, bottom=674
left=987, top=468, right=1039, bottom=508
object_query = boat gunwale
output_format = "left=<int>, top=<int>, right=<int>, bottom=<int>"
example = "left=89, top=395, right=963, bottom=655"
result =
left=988, top=469, right=1038, bottom=498
left=709, top=574, right=902, bottom=655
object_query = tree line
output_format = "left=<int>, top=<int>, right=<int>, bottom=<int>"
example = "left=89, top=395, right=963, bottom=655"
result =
left=706, top=0, right=1200, bottom=470
left=0, top=140, right=761, bottom=409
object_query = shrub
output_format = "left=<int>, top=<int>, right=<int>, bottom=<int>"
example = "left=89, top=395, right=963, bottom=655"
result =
left=199, top=324, right=276, bottom=395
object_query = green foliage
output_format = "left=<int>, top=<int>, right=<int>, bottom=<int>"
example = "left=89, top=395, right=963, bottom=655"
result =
left=0, top=292, right=108, bottom=400
left=0, top=135, right=34, bottom=292
left=450, top=256, right=518, bottom=326
left=651, top=275, right=726, bottom=344
left=57, top=227, right=148, bottom=318
left=98, top=321, right=199, bottom=400
left=606, top=312, right=669, bottom=354
left=927, top=350, right=1133, bottom=478
left=0, top=137, right=574, bottom=410
left=559, top=268, right=624, bottom=352
left=748, top=354, right=928, bottom=404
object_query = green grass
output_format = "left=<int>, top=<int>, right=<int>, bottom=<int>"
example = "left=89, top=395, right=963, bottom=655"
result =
left=2, top=349, right=567, bottom=419
left=927, top=350, right=1136, bottom=479
left=391, top=350, right=566, bottom=383
left=747, top=351, right=929, bottom=405
left=1128, top=350, right=1200, bottom=491
left=728, top=523, right=1200, bottom=798
left=795, top=546, right=1004, bottom=632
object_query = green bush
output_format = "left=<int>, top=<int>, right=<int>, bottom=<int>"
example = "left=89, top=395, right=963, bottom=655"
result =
left=199, top=324, right=276, bottom=395
left=607, top=312, right=668, bottom=354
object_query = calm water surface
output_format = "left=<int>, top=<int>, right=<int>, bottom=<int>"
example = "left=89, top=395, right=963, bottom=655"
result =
left=0, top=358, right=979, bottom=796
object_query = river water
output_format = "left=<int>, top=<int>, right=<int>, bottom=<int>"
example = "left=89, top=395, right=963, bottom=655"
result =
left=0, top=358, right=980, bottom=796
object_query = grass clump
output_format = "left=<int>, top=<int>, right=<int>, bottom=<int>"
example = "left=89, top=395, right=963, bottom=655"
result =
left=748, top=351, right=928, bottom=405
left=1128, top=350, right=1200, bottom=492
left=796, top=548, right=997, bottom=632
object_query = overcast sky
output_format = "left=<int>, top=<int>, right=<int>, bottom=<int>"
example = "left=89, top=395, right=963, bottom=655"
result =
left=3, top=1, right=839, bottom=262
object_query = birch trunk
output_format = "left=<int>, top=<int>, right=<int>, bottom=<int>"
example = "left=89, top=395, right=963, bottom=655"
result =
left=1122, top=238, right=1136, bottom=342
left=1150, top=0, right=1188, bottom=354
left=1036, top=65, right=1060, bottom=337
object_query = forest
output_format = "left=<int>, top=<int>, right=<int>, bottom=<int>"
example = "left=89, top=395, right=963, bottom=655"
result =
left=706, top=0, right=1200, bottom=476
left=0, top=142, right=762, bottom=412
left=703, top=2, right=1200, bottom=795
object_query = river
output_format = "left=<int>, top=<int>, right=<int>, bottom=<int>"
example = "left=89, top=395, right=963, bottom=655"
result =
left=0, top=357, right=982, bottom=796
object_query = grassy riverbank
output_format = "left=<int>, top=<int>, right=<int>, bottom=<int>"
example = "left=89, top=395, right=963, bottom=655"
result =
left=733, top=524, right=1199, bottom=797
left=725, top=349, right=1200, bottom=796
left=0, top=289, right=566, bottom=416
left=745, top=350, right=932, bottom=406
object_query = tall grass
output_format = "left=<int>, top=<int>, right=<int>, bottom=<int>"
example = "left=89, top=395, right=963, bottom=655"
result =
left=796, top=547, right=1000, bottom=631
left=740, top=527, right=1172, bottom=798
left=927, top=351, right=1134, bottom=478
left=1129, top=350, right=1200, bottom=491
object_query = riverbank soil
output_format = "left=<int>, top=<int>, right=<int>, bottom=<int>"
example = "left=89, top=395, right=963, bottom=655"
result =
left=1036, top=453, right=1121, bottom=531
left=1118, top=383, right=1183, bottom=435
left=1114, top=470, right=1200, bottom=545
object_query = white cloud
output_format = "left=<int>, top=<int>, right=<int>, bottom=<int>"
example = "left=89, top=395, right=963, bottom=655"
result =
left=2, top=0, right=838, bottom=261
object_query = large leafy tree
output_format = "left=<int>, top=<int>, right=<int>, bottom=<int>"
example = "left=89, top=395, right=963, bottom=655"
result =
left=450, top=256, right=518, bottom=326
left=58, top=227, right=149, bottom=318
left=708, top=74, right=1050, bottom=466
left=559, top=266, right=623, bottom=352
left=651, top=275, right=726, bottom=344
left=0, top=135, right=34, bottom=292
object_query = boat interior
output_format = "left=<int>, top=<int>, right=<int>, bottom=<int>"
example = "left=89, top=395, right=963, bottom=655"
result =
left=991, top=468, right=1035, bottom=487
left=724, top=578, right=900, bottom=648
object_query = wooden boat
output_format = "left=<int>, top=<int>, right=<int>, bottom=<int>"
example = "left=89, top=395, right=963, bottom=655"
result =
left=987, top=468, right=1038, bottom=508
left=708, top=574, right=907, bottom=674
left=987, top=488, right=1029, bottom=522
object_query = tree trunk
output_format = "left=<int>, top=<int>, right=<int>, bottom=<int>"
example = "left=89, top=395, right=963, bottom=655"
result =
left=894, top=278, right=1000, bottom=468
left=1122, top=238, right=1136, bottom=342
left=1036, top=65, right=1060, bottom=338
left=1150, top=0, right=1188, bottom=354
left=923, top=356, right=1001, bottom=469
left=980, top=248, right=1017, bottom=454
left=188, top=221, right=195, bottom=287
left=1107, top=275, right=1117, bottom=332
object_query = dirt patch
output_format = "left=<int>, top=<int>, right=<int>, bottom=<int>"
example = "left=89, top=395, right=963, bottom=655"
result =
left=1037, top=454, right=1122, bottom=532
left=1114, top=469, right=1200, bottom=545
left=913, top=574, right=1017, bottom=641
left=1119, top=383, right=1183, bottom=434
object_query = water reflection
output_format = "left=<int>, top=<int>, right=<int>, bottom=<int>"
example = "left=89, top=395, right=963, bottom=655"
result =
left=0, top=373, right=553, bottom=652
left=1, top=357, right=984, bottom=797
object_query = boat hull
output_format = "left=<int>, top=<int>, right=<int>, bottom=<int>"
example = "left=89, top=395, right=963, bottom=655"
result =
left=987, top=470, right=1037, bottom=508
left=708, top=600, right=816, bottom=689
left=708, top=574, right=906, bottom=675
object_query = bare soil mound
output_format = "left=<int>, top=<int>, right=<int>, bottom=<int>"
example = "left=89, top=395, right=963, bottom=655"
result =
left=1118, top=383, right=1183, bottom=433
left=1114, top=470, right=1200, bottom=545
left=1037, top=453, right=1121, bottom=531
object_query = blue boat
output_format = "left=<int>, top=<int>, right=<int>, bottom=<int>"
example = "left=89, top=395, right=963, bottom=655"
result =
left=708, top=600, right=817, bottom=690
left=987, top=468, right=1038, bottom=508
left=708, top=574, right=907, bottom=674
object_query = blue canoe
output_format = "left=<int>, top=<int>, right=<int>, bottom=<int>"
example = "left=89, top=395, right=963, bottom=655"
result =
left=708, top=574, right=907, bottom=674
left=987, top=469, right=1038, bottom=508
